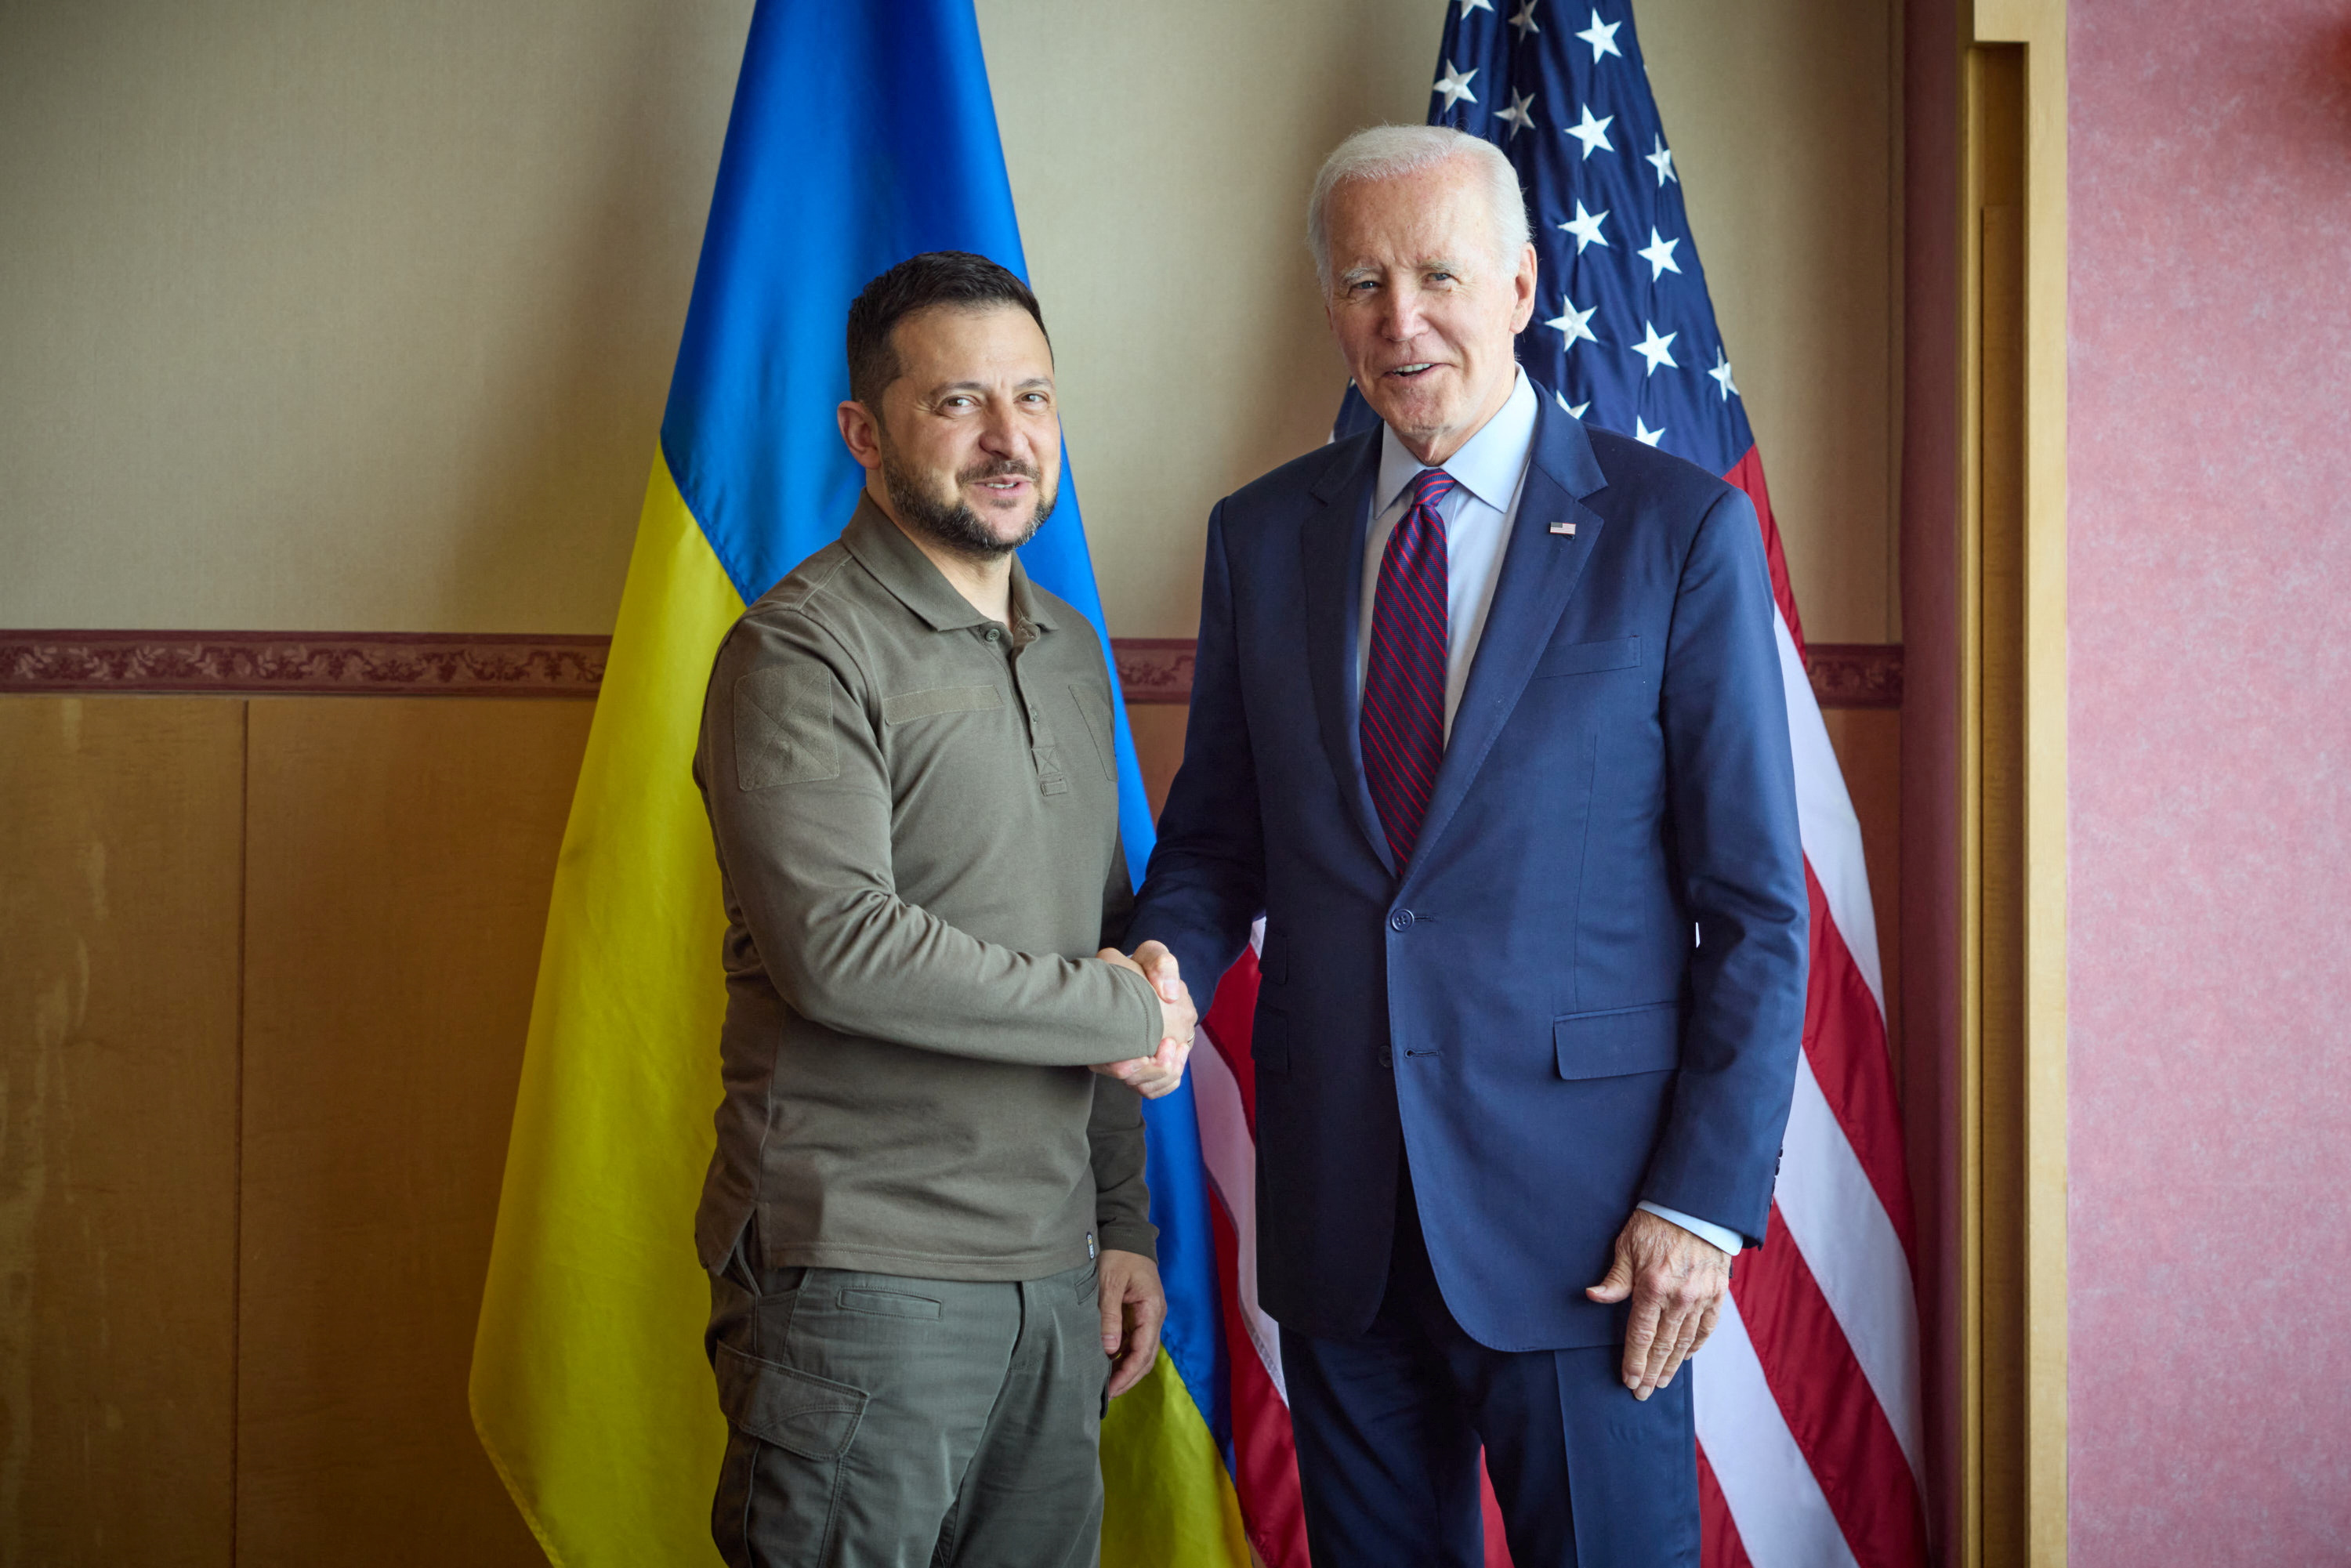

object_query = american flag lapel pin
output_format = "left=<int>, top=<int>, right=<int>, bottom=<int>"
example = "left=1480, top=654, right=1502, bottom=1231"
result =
left=1549, top=520, right=1576, bottom=536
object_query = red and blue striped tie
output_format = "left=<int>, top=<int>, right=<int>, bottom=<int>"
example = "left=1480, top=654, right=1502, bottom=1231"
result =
left=1360, top=467, right=1456, bottom=868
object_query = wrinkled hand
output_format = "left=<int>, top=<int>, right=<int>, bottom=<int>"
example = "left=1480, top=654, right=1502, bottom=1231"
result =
left=1090, top=943, right=1194, bottom=1099
left=1585, top=1207, right=1731, bottom=1400
left=1097, top=1249, right=1167, bottom=1399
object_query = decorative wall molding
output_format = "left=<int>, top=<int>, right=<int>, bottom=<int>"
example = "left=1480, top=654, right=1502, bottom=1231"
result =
left=1803, top=643, right=1905, bottom=709
left=0, top=631, right=607, bottom=697
left=1109, top=638, right=1199, bottom=705
left=0, top=631, right=1903, bottom=709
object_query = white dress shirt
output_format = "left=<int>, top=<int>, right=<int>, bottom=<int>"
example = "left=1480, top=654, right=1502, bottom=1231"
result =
left=1352, top=369, right=1744, bottom=1259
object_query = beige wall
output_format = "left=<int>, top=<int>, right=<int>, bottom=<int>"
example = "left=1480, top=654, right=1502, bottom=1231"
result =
left=0, top=0, right=752, bottom=634
left=0, top=0, right=1896, bottom=643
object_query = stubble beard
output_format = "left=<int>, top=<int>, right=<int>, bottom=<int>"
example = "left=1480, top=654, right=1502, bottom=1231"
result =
left=878, top=444, right=1055, bottom=562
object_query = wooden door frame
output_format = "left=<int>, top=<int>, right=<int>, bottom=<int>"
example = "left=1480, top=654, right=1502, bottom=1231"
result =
left=1954, top=1, right=2067, bottom=1563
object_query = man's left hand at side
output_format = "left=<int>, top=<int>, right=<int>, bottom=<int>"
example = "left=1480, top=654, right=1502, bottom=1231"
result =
left=1097, top=1248, right=1166, bottom=1399
left=1584, top=1207, right=1732, bottom=1401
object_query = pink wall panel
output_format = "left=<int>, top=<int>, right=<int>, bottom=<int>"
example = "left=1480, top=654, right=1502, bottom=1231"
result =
left=2067, top=2, right=2351, bottom=1561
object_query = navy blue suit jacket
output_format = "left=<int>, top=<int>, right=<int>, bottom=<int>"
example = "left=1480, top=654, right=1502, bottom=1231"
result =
left=1128, top=393, right=1808, bottom=1352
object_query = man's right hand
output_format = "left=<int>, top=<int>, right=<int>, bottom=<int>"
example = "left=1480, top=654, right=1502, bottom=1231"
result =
left=1092, top=943, right=1194, bottom=1098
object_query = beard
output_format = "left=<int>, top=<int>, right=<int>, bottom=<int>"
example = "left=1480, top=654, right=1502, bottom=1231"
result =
left=878, top=444, right=1056, bottom=561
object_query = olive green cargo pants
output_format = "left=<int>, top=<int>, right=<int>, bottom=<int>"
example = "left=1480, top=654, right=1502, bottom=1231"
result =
left=706, top=1248, right=1110, bottom=1568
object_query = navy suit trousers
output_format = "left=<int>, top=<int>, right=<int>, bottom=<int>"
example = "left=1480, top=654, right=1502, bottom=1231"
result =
left=1279, top=1169, right=1700, bottom=1568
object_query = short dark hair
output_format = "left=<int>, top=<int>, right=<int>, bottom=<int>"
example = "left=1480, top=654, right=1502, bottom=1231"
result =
left=845, top=251, right=1049, bottom=410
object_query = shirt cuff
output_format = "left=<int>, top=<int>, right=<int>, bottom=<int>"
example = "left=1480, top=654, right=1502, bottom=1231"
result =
left=1093, top=1222, right=1159, bottom=1264
left=1636, top=1200, right=1744, bottom=1257
left=1105, top=961, right=1165, bottom=1057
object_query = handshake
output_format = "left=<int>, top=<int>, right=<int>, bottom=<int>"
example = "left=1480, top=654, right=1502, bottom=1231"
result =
left=1089, top=941, right=1196, bottom=1099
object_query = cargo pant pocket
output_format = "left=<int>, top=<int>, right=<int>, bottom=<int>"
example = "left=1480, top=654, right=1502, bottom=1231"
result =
left=711, top=1340, right=870, bottom=1567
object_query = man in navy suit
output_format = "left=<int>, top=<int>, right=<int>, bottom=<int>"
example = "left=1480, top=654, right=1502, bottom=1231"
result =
left=1122, top=126, right=1808, bottom=1565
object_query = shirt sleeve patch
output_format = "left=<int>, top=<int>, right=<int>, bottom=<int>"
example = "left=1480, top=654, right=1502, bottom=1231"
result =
left=734, top=666, right=839, bottom=789
left=878, top=685, right=1004, bottom=725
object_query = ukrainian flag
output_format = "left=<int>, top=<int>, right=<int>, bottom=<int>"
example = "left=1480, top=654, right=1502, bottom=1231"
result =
left=469, top=2, right=1248, bottom=1561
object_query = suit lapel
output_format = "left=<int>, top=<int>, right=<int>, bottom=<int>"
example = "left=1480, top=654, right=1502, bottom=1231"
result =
left=1299, top=436, right=1396, bottom=878
left=1407, top=400, right=1610, bottom=882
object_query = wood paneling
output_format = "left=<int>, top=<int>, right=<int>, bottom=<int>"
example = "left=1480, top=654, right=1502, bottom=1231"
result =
left=0, top=697, right=245, bottom=1567
left=235, top=697, right=591, bottom=1567
left=1125, top=702, right=1190, bottom=823
left=0, top=683, right=1909, bottom=1566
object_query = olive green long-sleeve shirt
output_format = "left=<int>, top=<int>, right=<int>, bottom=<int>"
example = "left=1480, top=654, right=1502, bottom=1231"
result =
left=691, top=498, right=1164, bottom=1280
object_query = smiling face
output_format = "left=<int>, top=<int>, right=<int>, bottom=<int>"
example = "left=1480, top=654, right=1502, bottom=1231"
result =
left=846, top=302, right=1060, bottom=559
left=1321, top=158, right=1538, bottom=465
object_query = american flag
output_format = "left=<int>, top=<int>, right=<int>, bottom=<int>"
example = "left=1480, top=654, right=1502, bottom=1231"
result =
left=1190, top=4, right=1931, bottom=1565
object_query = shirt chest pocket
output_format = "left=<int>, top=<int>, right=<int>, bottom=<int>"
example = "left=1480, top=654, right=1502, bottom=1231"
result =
left=1065, top=683, right=1119, bottom=781
left=880, top=685, right=1004, bottom=725
left=879, top=684, right=1016, bottom=787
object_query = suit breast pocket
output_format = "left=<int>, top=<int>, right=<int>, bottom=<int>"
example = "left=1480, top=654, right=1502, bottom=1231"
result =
left=1532, top=635, right=1641, bottom=679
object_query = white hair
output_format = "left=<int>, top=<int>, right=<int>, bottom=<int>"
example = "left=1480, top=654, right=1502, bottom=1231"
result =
left=1305, top=125, right=1532, bottom=289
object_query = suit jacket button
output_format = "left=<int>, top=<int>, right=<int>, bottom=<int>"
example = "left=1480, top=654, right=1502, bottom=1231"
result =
left=1377, top=1048, right=1393, bottom=1066
left=1389, top=909, right=1414, bottom=931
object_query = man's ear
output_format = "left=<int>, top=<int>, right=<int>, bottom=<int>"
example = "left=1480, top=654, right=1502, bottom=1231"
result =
left=1509, top=241, right=1539, bottom=334
left=837, top=400, right=884, bottom=472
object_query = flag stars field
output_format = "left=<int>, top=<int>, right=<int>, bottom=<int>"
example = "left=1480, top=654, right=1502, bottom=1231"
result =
left=1637, top=226, right=1683, bottom=279
left=1646, top=133, right=1678, bottom=185
left=1567, top=103, right=1614, bottom=157
left=1632, top=319, right=1679, bottom=374
left=1633, top=415, right=1667, bottom=445
left=1709, top=348, right=1739, bottom=400
left=1510, top=0, right=1541, bottom=40
left=1495, top=89, right=1538, bottom=136
left=1547, top=298, right=1600, bottom=349
left=1433, top=59, right=1480, bottom=110
left=1559, top=199, right=1610, bottom=252
left=1577, top=8, right=1623, bottom=60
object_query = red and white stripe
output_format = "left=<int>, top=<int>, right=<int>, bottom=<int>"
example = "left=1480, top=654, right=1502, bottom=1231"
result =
left=1192, top=458, right=1925, bottom=1568
left=1191, top=930, right=1313, bottom=1566
left=1695, top=459, right=1927, bottom=1567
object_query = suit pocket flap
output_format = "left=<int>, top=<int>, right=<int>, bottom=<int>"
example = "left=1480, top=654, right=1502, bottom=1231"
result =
left=1532, top=635, right=1641, bottom=678
left=1553, top=1001, right=1682, bottom=1080
left=714, top=1342, right=868, bottom=1460
left=881, top=685, right=1003, bottom=725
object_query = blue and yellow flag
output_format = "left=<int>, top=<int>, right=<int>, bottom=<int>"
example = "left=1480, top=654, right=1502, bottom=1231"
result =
left=469, top=1, right=1247, bottom=1560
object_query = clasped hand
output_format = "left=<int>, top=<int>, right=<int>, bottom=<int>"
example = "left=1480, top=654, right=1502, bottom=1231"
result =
left=1091, top=941, right=1194, bottom=1098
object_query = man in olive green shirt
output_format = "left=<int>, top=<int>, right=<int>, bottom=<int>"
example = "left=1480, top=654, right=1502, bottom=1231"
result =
left=693, top=252, right=1196, bottom=1568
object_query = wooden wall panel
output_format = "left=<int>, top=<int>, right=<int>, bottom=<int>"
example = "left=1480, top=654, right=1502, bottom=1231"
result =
left=0, top=697, right=245, bottom=1567
left=236, top=697, right=591, bottom=1567
left=1124, top=701, right=1190, bottom=823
